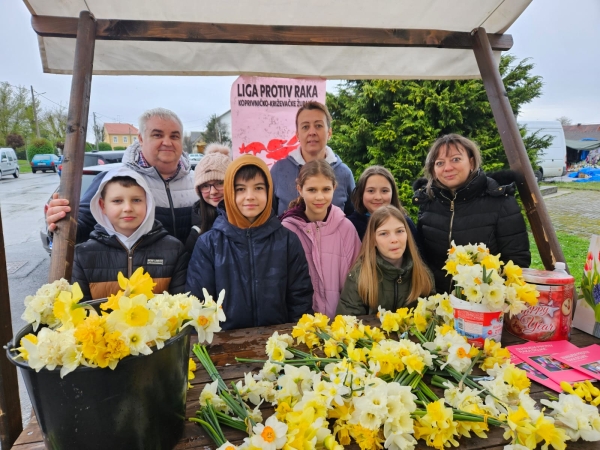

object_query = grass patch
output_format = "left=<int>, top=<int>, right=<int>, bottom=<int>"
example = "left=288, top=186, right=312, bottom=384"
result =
left=529, top=231, right=589, bottom=289
left=18, top=160, right=32, bottom=174
left=541, top=181, right=600, bottom=191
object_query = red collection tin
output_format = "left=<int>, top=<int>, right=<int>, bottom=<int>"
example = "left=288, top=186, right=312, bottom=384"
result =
left=505, top=268, right=575, bottom=341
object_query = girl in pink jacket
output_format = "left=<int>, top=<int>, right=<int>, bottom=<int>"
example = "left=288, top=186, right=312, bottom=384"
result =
left=281, top=160, right=361, bottom=318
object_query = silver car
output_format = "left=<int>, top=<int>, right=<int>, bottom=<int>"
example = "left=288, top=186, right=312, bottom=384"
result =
left=40, top=163, right=122, bottom=254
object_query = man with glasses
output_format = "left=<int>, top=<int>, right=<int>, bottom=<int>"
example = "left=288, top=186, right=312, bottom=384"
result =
left=46, top=107, right=198, bottom=244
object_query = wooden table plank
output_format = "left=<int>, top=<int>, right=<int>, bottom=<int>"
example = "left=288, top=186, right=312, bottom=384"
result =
left=11, top=320, right=600, bottom=450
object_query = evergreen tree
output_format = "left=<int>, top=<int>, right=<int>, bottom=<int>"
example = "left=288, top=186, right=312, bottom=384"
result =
left=326, top=55, right=550, bottom=216
left=202, top=114, right=231, bottom=146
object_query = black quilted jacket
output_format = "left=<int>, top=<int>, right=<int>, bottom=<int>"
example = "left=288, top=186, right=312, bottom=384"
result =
left=413, top=170, right=531, bottom=294
left=72, top=220, right=189, bottom=300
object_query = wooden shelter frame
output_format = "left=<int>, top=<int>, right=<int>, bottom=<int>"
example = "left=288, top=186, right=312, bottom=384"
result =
left=0, top=10, right=566, bottom=448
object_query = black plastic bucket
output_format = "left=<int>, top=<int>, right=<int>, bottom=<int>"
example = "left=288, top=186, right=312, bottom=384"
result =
left=6, top=300, right=191, bottom=450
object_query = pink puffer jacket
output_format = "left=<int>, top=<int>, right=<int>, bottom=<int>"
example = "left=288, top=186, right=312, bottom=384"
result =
left=282, top=205, right=361, bottom=318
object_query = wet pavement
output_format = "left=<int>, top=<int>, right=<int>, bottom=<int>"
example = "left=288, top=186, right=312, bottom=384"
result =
left=541, top=189, right=600, bottom=238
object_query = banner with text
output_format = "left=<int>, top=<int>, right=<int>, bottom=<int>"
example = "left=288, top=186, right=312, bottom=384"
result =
left=231, top=76, right=326, bottom=167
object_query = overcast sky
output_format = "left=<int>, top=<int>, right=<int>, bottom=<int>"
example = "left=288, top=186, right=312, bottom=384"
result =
left=1, top=0, right=598, bottom=140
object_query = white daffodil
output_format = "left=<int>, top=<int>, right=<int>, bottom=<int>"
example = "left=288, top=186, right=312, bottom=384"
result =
left=199, top=379, right=230, bottom=413
left=251, top=415, right=288, bottom=450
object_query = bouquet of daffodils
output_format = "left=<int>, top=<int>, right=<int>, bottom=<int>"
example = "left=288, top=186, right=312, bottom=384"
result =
left=444, top=242, right=539, bottom=316
left=191, top=306, right=600, bottom=450
left=12, top=268, right=225, bottom=377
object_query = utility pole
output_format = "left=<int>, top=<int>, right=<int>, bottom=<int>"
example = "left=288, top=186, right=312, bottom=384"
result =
left=30, top=86, right=40, bottom=138
left=93, top=112, right=99, bottom=150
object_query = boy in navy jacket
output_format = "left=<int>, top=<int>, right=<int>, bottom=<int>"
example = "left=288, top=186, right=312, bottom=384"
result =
left=186, top=155, right=313, bottom=330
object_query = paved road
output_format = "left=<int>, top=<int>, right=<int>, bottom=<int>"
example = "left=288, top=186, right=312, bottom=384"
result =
left=543, top=189, right=600, bottom=239
left=0, top=171, right=59, bottom=428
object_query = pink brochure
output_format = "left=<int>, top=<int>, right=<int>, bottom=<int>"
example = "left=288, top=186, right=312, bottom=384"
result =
left=552, top=344, right=600, bottom=382
left=510, top=355, right=562, bottom=392
left=508, top=340, right=591, bottom=383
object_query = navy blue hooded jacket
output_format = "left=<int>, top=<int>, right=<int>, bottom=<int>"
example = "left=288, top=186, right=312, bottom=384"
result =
left=186, top=205, right=314, bottom=330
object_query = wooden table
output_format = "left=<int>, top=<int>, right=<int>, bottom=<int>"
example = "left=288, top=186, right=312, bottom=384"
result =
left=11, top=320, right=600, bottom=450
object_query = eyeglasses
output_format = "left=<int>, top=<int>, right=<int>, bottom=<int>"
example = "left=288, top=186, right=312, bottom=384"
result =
left=199, top=181, right=225, bottom=193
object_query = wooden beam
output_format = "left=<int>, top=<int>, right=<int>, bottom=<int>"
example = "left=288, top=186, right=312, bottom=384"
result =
left=48, top=11, right=96, bottom=282
left=472, top=27, right=565, bottom=271
left=31, top=15, right=513, bottom=51
left=0, top=206, right=23, bottom=449
left=0, top=207, right=23, bottom=449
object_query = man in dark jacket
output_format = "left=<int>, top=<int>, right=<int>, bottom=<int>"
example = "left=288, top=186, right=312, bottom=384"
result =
left=72, top=166, right=188, bottom=300
left=45, top=108, right=196, bottom=244
left=186, top=155, right=313, bottom=330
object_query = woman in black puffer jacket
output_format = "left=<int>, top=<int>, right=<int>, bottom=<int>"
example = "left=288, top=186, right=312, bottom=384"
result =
left=413, top=134, right=530, bottom=294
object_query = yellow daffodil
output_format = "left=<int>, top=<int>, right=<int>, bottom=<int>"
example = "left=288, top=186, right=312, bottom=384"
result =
left=480, top=253, right=503, bottom=271
left=443, top=260, right=459, bottom=276
left=533, top=415, right=568, bottom=450
left=15, top=334, right=38, bottom=361
left=503, top=260, right=524, bottom=284
left=119, top=267, right=156, bottom=298
left=52, top=282, right=86, bottom=329
left=413, top=399, right=460, bottom=450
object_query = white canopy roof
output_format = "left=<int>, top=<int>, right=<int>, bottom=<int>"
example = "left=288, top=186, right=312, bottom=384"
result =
left=23, top=0, right=531, bottom=79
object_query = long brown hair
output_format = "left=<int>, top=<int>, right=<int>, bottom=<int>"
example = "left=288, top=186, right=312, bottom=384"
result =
left=287, top=160, right=337, bottom=209
left=355, top=205, right=433, bottom=308
left=351, top=165, right=406, bottom=215
left=424, top=134, right=482, bottom=197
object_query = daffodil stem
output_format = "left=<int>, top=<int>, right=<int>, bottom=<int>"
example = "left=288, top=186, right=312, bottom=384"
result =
left=418, top=380, right=439, bottom=402
left=431, top=375, right=454, bottom=390
left=189, top=417, right=225, bottom=446
left=215, top=413, right=247, bottom=432
left=193, top=344, right=227, bottom=392
left=459, top=352, right=481, bottom=387
left=451, top=408, right=506, bottom=428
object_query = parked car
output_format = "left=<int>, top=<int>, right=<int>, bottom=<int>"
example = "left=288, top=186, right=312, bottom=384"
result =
left=31, top=154, right=60, bottom=173
left=40, top=163, right=122, bottom=254
left=188, top=152, right=204, bottom=170
left=0, top=147, right=19, bottom=179
left=84, top=150, right=125, bottom=167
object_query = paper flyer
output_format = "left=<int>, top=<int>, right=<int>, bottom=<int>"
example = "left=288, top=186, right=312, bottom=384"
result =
left=509, top=355, right=562, bottom=392
left=552, top=344, right=600, bottom=381
left=508, top=340, right=591, bottom=383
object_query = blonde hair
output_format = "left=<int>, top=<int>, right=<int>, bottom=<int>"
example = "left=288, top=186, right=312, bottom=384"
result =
left=355, top=206, right=433, bottom=309
left=287, top=160, right=337, bottom=210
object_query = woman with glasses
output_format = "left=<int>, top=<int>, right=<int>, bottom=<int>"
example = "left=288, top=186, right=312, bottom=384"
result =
left=185, top=143, right=231, bottom=253
left=413, top=134, right=530, bottom=293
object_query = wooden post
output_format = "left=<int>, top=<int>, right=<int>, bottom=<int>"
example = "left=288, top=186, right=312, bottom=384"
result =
left=48, top=11, right=96, bottom=282
left=472, top=27, right=566, bottom=271
left=0, top=206, right=23, bottom=448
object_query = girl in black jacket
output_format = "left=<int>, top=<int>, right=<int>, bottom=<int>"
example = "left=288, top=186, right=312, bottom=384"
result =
left=413, top=134, right=530, bottom=294
left=184, top=144, right=232, bottom=254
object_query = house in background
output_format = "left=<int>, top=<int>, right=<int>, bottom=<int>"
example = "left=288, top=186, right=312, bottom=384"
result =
left=189, top=131, right=205, bottom=154
left=103, top=123, right=139, bottom=149
left=186, top=111, right=232, bottom=154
